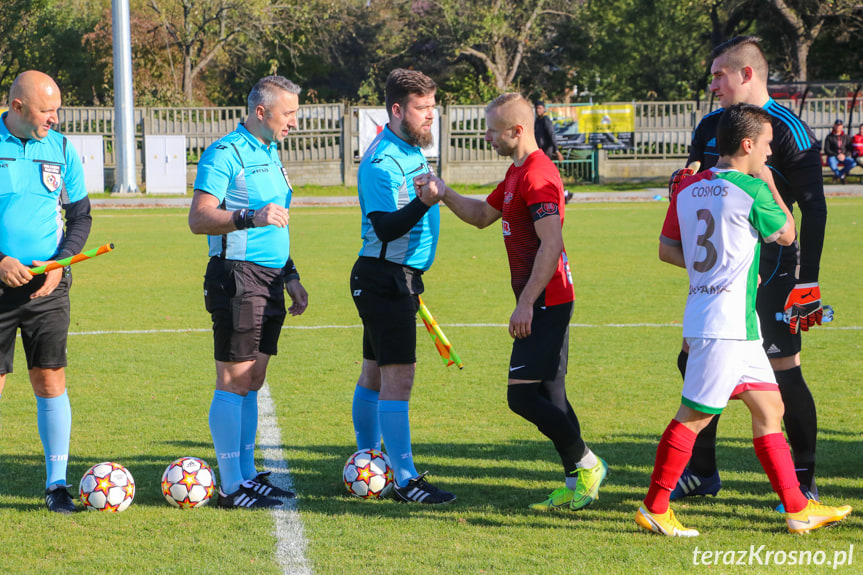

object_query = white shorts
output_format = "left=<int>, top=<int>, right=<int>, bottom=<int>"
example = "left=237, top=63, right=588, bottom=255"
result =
left=682, top=338, right=777, bottom=414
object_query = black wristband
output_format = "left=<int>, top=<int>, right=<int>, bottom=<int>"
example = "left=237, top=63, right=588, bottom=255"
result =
left=233, top=209, right=248, bottom=230
left=245, top=209, right=257, bottom=229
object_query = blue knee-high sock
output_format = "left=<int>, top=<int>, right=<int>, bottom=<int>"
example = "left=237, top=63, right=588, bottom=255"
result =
left=36, top=391, right=72, bottom=489
left=352, top=386, right=381, bottom=450
left=240, top=390, right=259, bottom=480
left=209, top=390, right=244, bottom=494
left=378, top=400, right=418, bottom=487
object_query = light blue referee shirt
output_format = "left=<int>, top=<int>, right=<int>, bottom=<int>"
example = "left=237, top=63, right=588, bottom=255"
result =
left=194, top=123, right=292, bottom=268
left=357, top=126, right=438, bottom=271
left=0, top=112, right=86, bottom=265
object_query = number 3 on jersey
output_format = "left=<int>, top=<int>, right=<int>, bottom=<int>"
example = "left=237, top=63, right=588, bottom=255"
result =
left=694, top=209, right=718, bottom=273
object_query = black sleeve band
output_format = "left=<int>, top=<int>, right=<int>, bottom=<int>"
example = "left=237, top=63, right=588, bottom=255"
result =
left=233, top=209, right=247, bottom=230
left=58, top=197, right=93, bottom=259
left=283, top=257, right=300, bottom=282
left=368, top=198, right=431, bottom=243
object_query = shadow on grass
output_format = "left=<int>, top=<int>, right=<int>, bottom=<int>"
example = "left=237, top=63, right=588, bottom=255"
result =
left=2, top=430, right=858, bottom=522
left=268, top=430, right=861, bottom=530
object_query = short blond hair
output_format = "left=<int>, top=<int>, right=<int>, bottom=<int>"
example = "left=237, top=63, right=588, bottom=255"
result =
left=486, top=93, right=534, bottom=128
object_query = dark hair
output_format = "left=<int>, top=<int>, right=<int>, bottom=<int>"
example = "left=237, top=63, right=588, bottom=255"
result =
left=385, top=69, right=436, bottom=117
left=716, top=103, right=772, bottom=156
left=711, top=36, right=768, bottom=80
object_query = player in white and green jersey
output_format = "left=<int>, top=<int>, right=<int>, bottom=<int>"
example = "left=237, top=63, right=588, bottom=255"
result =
left=635, top=104, right=852, bottom=537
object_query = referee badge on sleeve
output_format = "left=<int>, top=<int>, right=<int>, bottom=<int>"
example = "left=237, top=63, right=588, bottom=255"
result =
left=41, top=163, right=63, bottom=193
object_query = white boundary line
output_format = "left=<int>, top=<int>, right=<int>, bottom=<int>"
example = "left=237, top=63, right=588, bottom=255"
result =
left=64, top=322, right=862, bottom=336
left=258, top=382, right=312, bottom=575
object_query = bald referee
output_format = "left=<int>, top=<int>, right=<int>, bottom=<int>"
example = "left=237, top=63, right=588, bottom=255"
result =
left=0, top=70, right=92, bottom=513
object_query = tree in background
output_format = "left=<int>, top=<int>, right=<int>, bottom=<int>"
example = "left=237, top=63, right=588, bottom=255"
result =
left=0, top=0, right=106, bottom=105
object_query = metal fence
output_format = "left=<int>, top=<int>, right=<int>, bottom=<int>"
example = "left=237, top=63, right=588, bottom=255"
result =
left=57, top=97, right=859, bottom=186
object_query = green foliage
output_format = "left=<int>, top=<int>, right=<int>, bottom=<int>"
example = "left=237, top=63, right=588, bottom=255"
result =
left=4, top=0, right=863, bottom=106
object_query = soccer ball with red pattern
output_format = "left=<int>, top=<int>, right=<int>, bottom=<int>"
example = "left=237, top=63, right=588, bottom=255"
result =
left=161, top=457, right=215, bottom=508
left=79, top=462, right=136, bottom=512
left=343, top=448, right=394, bottom=499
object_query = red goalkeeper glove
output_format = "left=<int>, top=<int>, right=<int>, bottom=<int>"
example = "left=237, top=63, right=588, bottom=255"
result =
left=668, top=167, right=695, bottom=197
left=783, top=282, right=822, bottom=334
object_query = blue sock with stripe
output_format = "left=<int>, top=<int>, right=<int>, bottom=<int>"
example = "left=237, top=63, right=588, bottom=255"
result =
left=240, top=390, right=259, bottom=481
left=209, top=390, right=244, bottom=494
left=378, top=400, right=418, bottom=487
left=36, top=391, right=72, bottom=489
left=352, top=385, right=381, bottom=450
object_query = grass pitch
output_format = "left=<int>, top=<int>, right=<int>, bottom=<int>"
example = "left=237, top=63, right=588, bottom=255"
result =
left=0, top=198, right=860, bottom=574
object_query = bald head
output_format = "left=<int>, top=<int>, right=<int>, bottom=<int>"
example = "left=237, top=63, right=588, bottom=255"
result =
left=487, top=93, right=535, bottom=130
left=484, top=93, right=539, bottom=162
left=5, top=70, right=62, bottom=141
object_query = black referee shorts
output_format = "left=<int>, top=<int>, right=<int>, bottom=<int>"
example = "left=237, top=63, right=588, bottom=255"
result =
left=350, top=257, right=423, bottom=366
left=508, top=301, right=573, bottom=382
left=204, top=258, right=286, bottom=363
left=0, top=274, right=71, bottom=374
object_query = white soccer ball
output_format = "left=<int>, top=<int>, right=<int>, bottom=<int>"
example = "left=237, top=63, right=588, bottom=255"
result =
left=343, top=448, right=394, bottom=499
left=161, top=457, right=215, bottom=509
left=79, top=461, right=135, bottom=512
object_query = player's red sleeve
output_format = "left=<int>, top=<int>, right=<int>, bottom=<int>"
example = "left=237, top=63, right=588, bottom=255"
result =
left=487, top=180, right=505, bottom=211
left=661, top=189, right=681, bottom=242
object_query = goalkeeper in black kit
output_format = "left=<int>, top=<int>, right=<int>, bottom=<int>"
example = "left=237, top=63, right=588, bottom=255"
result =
left=670, top=36, right=827, bottom=508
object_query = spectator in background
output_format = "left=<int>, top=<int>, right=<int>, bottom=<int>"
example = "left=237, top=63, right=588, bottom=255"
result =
left=534, top=100, right=573, bottom=203
left=534, top=101, right=564, bottom=163
left=823, top=119, right=855, bottom=183
left=851, top=123, right=863, bottom=167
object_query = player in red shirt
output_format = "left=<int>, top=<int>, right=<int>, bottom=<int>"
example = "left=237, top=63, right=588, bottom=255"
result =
left=415, top=93, right=608, bottom=511
left=851, top=123, right=863, bottom=165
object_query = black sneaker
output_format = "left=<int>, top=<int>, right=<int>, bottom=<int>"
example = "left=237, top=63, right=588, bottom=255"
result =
left=217, top=481, right=283, bottom=509
left=250, top=471, right=296, bottom=499
left=45, top=484, right=76, bottom=514
left=393, top=472, right=456, bottom=504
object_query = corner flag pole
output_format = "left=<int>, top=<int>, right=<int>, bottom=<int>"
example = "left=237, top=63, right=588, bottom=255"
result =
left=418, top=296, right=463, bottom=369
left=29, top=243, right=115, bottom=275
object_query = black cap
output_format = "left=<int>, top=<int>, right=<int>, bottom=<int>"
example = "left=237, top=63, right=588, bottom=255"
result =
left=835, top=118, right=844, bottom=125
left=534, top=100, right=545, bottom=107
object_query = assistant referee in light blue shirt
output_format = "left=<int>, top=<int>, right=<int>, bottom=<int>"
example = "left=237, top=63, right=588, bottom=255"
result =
left=349, top=69, right=456, bottom=505
left=0, top=71, right=92, bottom=514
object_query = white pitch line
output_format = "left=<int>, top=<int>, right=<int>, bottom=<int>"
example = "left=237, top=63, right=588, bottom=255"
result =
left=64, top=322, right=863, bottom=337
left=258, top=382, right=312, bottom=575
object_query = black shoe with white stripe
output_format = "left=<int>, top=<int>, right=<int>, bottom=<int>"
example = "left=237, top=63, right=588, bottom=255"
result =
left=250, top=471, right=296, bottom=499
left=45, top=484, right=77, bottom=514
left=393, top=472, right=456, bottom=505
left=217, top=481, right=283, bottom=509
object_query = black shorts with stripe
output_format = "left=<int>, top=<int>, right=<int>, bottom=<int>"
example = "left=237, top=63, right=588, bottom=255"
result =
left=757, top=240, right=801, bottom=359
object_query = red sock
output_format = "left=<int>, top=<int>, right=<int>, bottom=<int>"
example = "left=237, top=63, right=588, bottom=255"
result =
left=644, top=419, right=697, bottom=514
left=753, top=433, right=808, bottom=513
